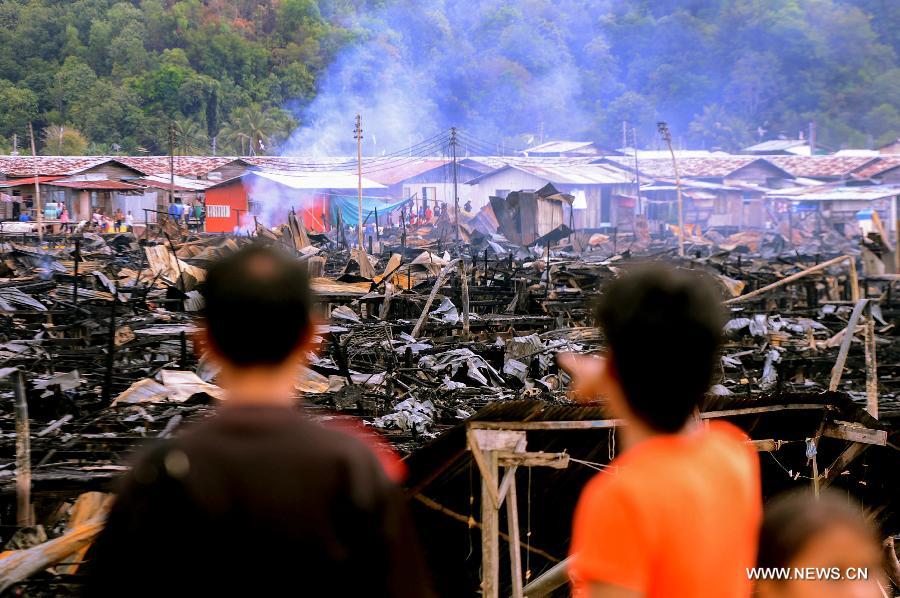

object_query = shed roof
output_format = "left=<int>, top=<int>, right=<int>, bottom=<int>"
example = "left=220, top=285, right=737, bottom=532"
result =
left=767, top=184, right=900, bottom=202
left=208, top=169, right=386, bottom=191
left=522, top=140, right=601, bottom=155
left=467, top=162, right=633, bottom=186
left=743, top=139, right=810, bottom=153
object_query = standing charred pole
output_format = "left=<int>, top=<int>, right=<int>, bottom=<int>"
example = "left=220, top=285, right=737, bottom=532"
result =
left=657, top=122, right=684, bottom=257
left=28, top=123, right=43, bottom=244
left=14, top=369, right=32, bottom=527
left=354, top=115, right=365, bottom=251
left=451, top=127, right=460, bottom=242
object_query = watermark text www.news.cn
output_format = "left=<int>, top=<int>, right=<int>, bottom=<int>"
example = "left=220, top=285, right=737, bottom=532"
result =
left=747, top=567, right=868, bottom=581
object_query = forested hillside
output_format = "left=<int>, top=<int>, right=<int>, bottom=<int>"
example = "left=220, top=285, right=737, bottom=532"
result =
left=0, top=0, right=897, bottom=155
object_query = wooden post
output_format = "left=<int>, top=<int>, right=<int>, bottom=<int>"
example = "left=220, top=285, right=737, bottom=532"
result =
left=481, top=449, right=500, bottom=598
left=726, top=255, right=858, bottom=305
left=506, top=478, right=524, bottom=598
left=468, top=427, right=568, bottom=598
left=28, top=123, right=43, bottom=244
left=864, top=304, right=878, bottom=417
left=411, top=258, right=458, bottom=338
left=14, top=370, right=32, bottom=528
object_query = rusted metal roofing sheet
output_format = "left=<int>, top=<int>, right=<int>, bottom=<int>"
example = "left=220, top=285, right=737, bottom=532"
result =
left=767, top=156, right=878, bottom=178
left=45, top=179, right=143, bottom=191
left=365, top=160, right=450, bottom=185
left=604, top=156, right=763, bottom=178
left=853, top=156, right=900, bottom=178
left=0, top=176, right=63, bottom=187
left=116, top=156, right=236, bottom=177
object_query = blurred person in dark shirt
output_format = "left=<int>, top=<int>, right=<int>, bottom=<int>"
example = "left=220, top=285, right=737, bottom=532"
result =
left=85, top=244, right=433, bottom=598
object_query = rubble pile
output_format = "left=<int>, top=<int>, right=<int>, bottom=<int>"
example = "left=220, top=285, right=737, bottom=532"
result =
left=0, top=218, right=896, bottom=594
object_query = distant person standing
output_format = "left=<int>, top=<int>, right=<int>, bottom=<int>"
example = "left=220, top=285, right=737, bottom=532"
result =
left=59, top=204, right=69, bottom=233
left=85, top=245, right=433, bottom=598
left=560, top=264, right=761, bottom=598
left=59, top=205, right=70, bottom=233
left=167, top=199, right=185, bottom=224
left=114, top=208, right=124, bottom=232
left=125, top=210, right=134, bottom=232
left=193, top=201, right=204, bottom=231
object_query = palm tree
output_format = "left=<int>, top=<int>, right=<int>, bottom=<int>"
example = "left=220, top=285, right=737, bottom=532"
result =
left=220, top=104, right=277, bottom=155
left=173, top=117, right=206, bottom=155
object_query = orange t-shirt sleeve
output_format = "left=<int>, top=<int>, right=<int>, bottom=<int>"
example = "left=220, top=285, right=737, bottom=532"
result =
left=570, top=477, right=652, bottom=592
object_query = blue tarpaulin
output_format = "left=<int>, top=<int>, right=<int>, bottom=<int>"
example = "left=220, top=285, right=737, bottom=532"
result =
left=329, top=195, right=412, bottom=227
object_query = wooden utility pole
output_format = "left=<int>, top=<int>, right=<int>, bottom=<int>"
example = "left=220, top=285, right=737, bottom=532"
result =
left=168, top=122, right=176, bottom=212
left=451, top=127, right=460, bottom=241
left=657, top=122, right=684, bottom=256
left=632, top=127, right=642, bottom=215
left=354, top=115, right=364, bottom=251
left=28, top=123, right=43, bottom=243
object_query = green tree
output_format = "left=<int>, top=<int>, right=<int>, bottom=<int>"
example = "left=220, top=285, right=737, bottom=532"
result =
left=0, top=80, right=39, bottom=141
left=688, top=105, right=753, bottom=151
left=41, top=125, right=89, bottom=155
left=220, top=103, right=289, bottom=155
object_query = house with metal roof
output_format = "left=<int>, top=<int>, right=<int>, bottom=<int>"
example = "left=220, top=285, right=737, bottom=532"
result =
left=0, top=157, right=147, bottom=222
left=742, top=139, right=829, bottom=156
left=465, top=161, right=637, bottom=230
left=203, top=169, right=387, bottom=233
left=520, top=141, right=614, bottom=158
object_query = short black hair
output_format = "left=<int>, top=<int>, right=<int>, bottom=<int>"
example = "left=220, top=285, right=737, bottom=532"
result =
left=594, top=263, right=725, bottom=432
left=203, top=244, right=314, bottom=366
left=758, top=489, right=878, bottom=571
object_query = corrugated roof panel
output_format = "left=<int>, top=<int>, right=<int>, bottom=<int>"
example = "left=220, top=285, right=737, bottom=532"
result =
left=252, top=170, right=386, bottom=190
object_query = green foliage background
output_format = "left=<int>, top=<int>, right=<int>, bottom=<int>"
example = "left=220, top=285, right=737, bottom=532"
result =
left=0, top=0, right=897, bottom=154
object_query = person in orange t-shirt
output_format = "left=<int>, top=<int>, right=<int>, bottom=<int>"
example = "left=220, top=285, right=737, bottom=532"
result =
left=559, top=264, right=762, bottom=598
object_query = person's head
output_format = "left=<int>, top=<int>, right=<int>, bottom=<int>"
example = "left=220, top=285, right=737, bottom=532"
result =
left=201, top=244, right=316, bottom=393
left=757, top=489, right=884, bottom=598
left=562, top=263, right=725, bottom=433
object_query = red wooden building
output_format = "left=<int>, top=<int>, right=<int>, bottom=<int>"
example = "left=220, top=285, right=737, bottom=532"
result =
left=203, top=170, right=387, bottom=233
